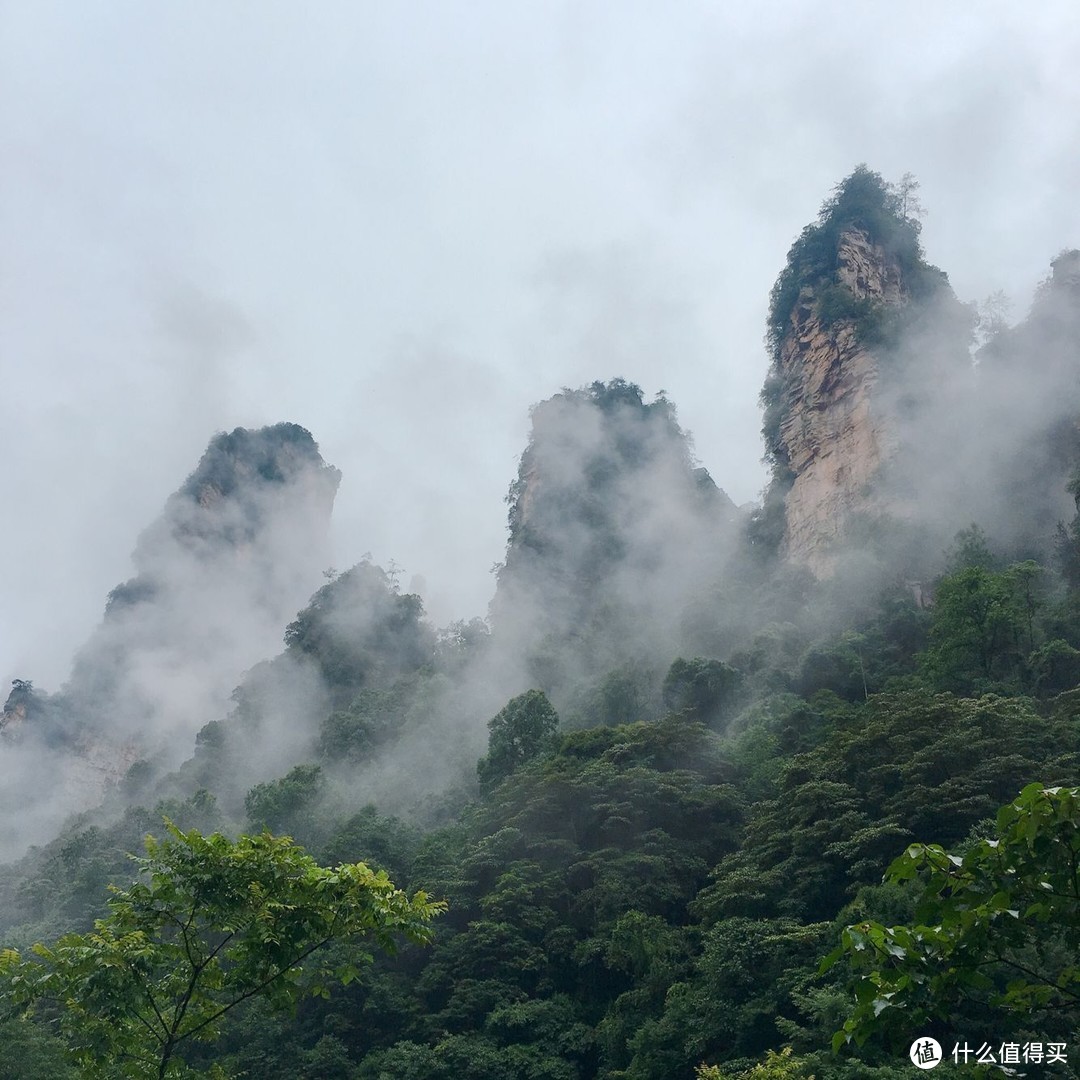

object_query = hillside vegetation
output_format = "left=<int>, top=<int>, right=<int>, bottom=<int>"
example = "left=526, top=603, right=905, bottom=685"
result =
left=3, top=170, right=1080, bottom=1078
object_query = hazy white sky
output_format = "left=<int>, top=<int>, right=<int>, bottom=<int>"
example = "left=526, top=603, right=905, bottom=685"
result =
left=3, top=1, right=1079, bottom=686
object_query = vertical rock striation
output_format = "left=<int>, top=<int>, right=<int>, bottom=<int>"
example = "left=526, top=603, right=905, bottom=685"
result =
left=758, top=167, right=969, bottom=574
left=774, top=230, right=901, bottom=573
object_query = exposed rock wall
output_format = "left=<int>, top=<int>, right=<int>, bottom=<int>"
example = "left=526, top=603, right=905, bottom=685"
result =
left=0, top=699, right=26, bottom=739
left=834, top=228, right=905, bottom=304
left=774, top=229, right=903, bottom=572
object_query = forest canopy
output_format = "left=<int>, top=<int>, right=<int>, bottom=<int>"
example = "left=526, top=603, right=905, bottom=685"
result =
left=5, top=166, right=1080, bottom=1078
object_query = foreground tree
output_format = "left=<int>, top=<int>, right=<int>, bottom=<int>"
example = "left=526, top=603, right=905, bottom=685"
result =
left=697, top=1047, right=815, bottom=1079
left=824, top=783, right=1080, bottom=1051
left=0, top=822, right=444, bottom=1078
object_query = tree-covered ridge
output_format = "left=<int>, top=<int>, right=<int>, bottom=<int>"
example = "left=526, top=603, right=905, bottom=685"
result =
left=283, top=562, right=434, bottom=705
left=98, top=423, right=341, bottom=576
left=503, top=378, right=703, bottom=554
left=9, top=526, right=1080, bottom=1077
left=493, top=378, right=739, bottom=704
left=88, top=423, right=341, bottom=634
left=0, top=424, right=348, bottom=864
left=177, top=422, right=341, bottom=502
left=161, top=557, right=443, bottom=817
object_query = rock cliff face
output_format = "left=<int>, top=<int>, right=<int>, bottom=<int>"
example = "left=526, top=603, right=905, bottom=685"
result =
left=758, top=167, right=974, bottom=574
left=764, top=179, right=1077, bottom=575
left=773, top=229, right=903, bottom=573
left=0, top=699, right=26, bottom=739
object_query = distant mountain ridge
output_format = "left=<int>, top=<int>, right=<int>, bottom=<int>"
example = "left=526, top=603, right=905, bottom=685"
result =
left=0, top=423, right=340, bottom=857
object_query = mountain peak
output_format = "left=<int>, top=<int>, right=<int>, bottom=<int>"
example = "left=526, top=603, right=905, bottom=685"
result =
left=0, top=424, right=342, bottom=856
left=757, top=168, right=969, bottom=573
left=492, top=379, right=738, bottom=694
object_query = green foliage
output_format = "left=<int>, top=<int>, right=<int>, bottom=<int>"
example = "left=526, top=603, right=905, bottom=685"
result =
left=568, top=663, right=663, bottom=729
left=586, top=377, right=654, bottom=415
left=813, top=282, right=881, bottom=338
left=1054, top=465, right=1080, bottom=598
left=1029, top=637, right=1080, bottom=696
left=920, top=560, right=1044, bottom=693
left=697, top=1046, right=815, bottom=1079
left=379, top=713, right=741, bottom=1076
left=0, top=1018, right=78, bottom=1079
left=745, top=485, right=790, bottom=559
left=788, top=587, right=929, bottom=702
left=757, top=369, right=796, bottom=479
left=695, top=690, right=1080, bottom=924
left=636, top=919, right=831, bottom=1073
left=284, top=562, right=434, bottom=701
left=765, top=166, right=927, bottom=359
left=179, top=423, right=327, bottom=501
left=1055, top=506, right=1080, bottom=591
left=317, top=687, right=407, bottom=765
left=945, top=523, right=998, bottom=572
left=0, top=823, right=443, bottom=1078
left=825, top=783, right=1080, bottom=1052
left=795, top=634, right=871, bottom=702
left=319, top=806, right=423, bottom=884
left=244, top=764, right=325, bottom=835
left=477, top=690, right=560, bottom=789
left=0, top=794, right=225, bottom=950
left=300, top=1034, right=354, bottom=1079
left=105, top=576, right=160, bottom=617
left=435, top=618, right=491, bottom=673
left=663, top=657, right=741, bottom=726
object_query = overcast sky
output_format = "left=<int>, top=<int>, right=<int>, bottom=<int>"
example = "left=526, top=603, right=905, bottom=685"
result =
left=3, top=1, right=1079, bottom=687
